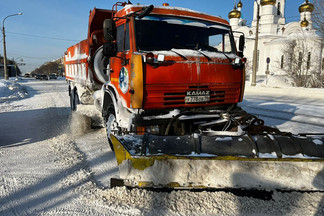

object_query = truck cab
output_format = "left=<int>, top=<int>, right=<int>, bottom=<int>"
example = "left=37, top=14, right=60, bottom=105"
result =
left=102, top=4, right=245, bottom=137
left=65, top=3, right=246, bottom=140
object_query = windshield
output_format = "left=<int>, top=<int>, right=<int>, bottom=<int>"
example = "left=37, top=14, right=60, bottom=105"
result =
left=135, top=16, right=235, bottom=53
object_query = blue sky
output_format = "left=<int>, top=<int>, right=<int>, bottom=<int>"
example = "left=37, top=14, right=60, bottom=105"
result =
left=0, top=0, right=307, bottom=73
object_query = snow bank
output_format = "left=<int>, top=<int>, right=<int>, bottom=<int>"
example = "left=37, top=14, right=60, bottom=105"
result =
left=259, top=75, right=293, bottom=87
left=0, top=78, right=27, bottom=102
left=244, top=80, right=324, bottom=100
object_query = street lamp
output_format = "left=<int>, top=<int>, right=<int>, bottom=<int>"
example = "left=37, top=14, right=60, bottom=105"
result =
left=251, top=1, right=260, bottom=86
left=2, top=13, right=23, bottom=80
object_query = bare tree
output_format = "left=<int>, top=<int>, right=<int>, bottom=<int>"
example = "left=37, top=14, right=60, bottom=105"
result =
left=279, top=32, right=322, bottom=87
left=31, top=61, right=63, bottom=75
left=244, top=59, right=252, bottom=80
left=313, top=0, right=324, bottom=37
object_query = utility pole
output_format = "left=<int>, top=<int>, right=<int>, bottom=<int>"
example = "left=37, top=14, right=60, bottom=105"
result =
left=251, top=1, right=260, bottom=87
left=2, top=25, right=8, bottom=80
left=2, top=13, right=22, bottom=80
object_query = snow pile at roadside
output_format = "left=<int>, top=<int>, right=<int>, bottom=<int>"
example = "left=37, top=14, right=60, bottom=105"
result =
left=244, top=81, right=324, bottom=100
left=259, top=75, right=293, bottom=87
left=247, top=75, right=293, bottom=88
left=0, top=78, right=27, bottom=102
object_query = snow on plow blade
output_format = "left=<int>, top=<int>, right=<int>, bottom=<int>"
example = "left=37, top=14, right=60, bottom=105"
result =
left=110, top=134, right=324, bottom=191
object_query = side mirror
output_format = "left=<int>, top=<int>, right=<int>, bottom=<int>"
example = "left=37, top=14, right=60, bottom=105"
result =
left=238, top=35, right=245, bottom=53
left=138, top=5, right=154, bottom=19
left=103, top=42, right=116, bottom=57
left=238, top=35, right=245, bottom=58
left=103, top=19, right=116, bottom=42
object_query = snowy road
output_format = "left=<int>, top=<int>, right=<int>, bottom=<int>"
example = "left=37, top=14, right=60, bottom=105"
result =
left=242, top=86, right=324, bottom=134
left=0, top=79, right=324, bottom=215
left=0, top=79, right=115, bottom=215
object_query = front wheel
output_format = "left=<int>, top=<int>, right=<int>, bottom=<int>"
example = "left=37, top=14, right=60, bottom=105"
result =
left=105, top=106, right=120, bottom=152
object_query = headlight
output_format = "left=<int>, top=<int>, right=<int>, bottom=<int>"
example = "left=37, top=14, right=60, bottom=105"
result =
left=146, top=125, right=159, bottom=134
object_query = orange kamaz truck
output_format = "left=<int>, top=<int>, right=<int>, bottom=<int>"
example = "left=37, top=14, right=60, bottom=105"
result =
left=65, top=3, right=324, bottom=190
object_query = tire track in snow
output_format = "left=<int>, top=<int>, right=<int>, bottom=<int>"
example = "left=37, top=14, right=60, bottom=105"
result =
left=240, top=109, right=324, bottom=135
left=241, top=104, right=324, bottom=128
left=0, top=175, right=31, bottom=216
left=244, top=96, right=324, bottom=107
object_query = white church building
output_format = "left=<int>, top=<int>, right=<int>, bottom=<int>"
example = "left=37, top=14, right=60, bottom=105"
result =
left=228, top=0, right=324, bottom=86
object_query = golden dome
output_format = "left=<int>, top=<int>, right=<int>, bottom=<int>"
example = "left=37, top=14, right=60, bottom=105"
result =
left=260, top=0, right=276, bottom=6
left=237, top=0, right=243, bottom=8
left=299, top=0, right=314, bottom=13
left=300, top=17, right=309, bottom=28
left=228, top=6, right=241, bottom=19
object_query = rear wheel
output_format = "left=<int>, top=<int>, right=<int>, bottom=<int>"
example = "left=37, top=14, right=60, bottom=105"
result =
left=70, top=89, right=79, bottom=111
left=70, top=90, right=75, bottom=111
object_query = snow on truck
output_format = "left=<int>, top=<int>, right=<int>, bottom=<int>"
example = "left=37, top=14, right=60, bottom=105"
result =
left=65, top=2, right=324, bottom=190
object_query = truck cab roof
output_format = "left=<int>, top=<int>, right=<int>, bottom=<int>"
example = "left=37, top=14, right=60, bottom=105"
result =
left=116, top=4, right=229, bottom=26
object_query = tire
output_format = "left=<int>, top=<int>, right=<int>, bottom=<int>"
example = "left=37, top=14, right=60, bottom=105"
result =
left=70, top=90, right=76, bottom=111
left=93, top=46, right=109, bottom=84
left=70, top=89, right=79, bottom=111
left=105, top=106, right=119, bottom=152
left=74, top=91, right=80, bottom=109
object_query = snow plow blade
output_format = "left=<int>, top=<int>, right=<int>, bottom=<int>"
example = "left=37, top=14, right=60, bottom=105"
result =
left=110, top=134, right=324, bottom=191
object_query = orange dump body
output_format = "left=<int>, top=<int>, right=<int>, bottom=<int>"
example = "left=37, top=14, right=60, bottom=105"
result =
left=65, top=8, right=113, bottom=87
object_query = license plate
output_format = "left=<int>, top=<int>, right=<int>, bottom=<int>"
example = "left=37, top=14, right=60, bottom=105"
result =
left=185, top=90, right=210, bottom=103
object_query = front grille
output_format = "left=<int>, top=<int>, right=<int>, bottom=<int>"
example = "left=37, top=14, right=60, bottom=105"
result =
left=163, top=90, right=227, bottom=105
left=144, top=84, right=241, bottom=109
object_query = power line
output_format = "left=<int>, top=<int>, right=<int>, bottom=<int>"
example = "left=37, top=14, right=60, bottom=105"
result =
left=21, top=55, right=59, bottom=60
left=7, top=53, right=60, bottom=60
left=6, top=31, right=80, bottom=42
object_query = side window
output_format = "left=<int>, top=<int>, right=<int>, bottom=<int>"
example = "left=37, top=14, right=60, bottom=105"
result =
left=277, top=2, right=281, bottom=16
left=116, top=22, right=130, bottom=53
left=213, top=33, right=232, bottom=53
left=125, top=23, right=130, bottom=51
left=210, top=35, right=222, bottom=50
left=222, top=34, right=232, bottom=53
left=281, top=55, right=284, bottom=69
left=116, top=25, right=124, bottom=53
left=307, top=52, right=311, bottom=70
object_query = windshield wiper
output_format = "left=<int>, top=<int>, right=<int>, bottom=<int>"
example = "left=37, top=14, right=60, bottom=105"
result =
left=220, top=51, right=232, bottom=63
left=170, top=49, right=188, bottom=60
left=195, top=49, right=212, bottom=61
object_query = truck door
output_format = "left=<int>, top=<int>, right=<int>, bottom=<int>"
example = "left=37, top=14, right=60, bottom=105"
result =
left=110, top=20, right=132, bottom=106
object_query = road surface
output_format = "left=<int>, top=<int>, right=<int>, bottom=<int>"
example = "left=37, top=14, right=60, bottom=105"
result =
left=0, top=79, right=323, bottom=215
left=242, top=85, right=324, bottom=134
